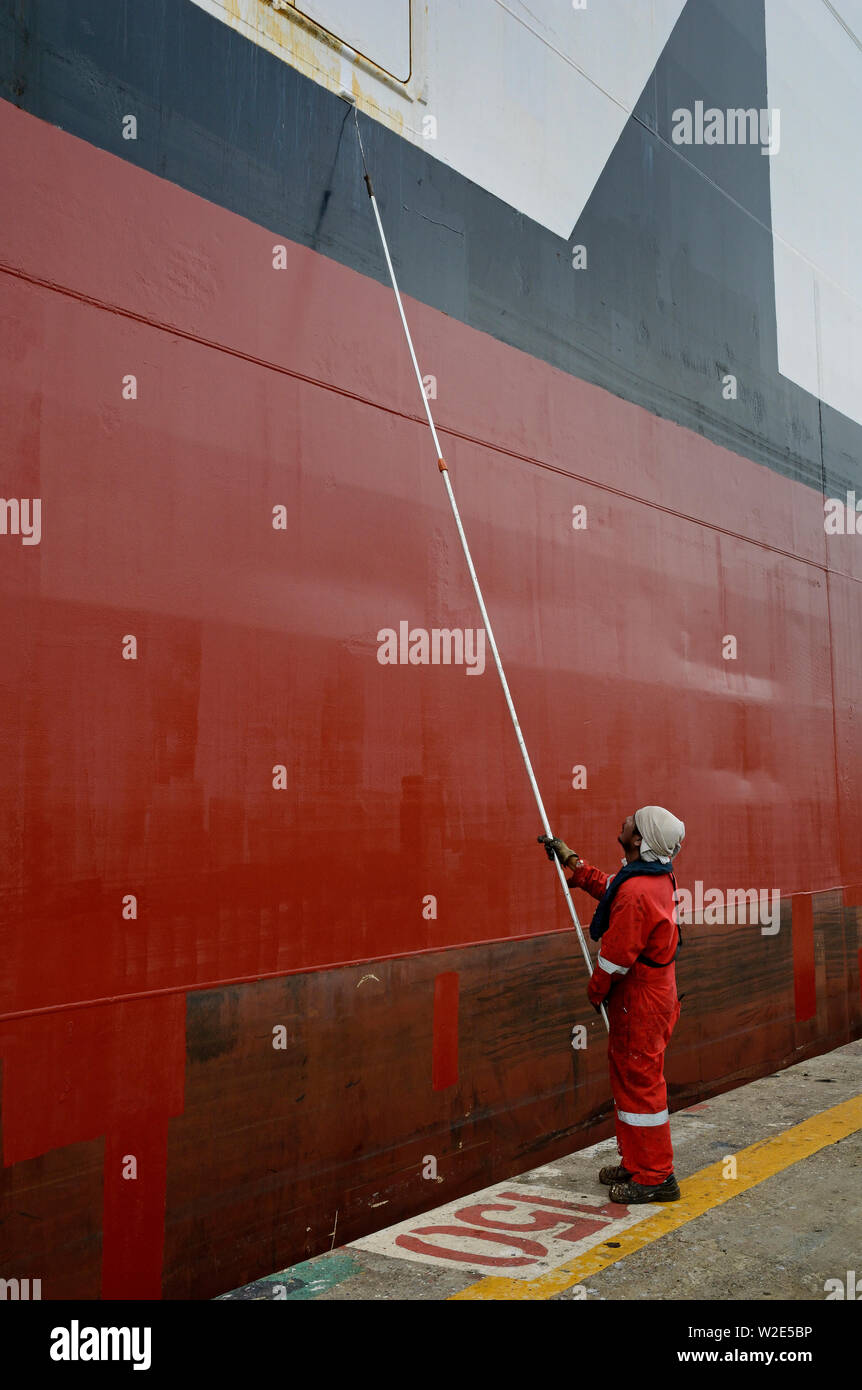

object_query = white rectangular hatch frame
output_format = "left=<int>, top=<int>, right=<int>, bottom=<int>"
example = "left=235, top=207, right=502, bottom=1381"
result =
left=295, top=0, right=411, bottom=81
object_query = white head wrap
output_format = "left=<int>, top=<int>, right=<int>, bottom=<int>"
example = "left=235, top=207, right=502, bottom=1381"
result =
left=635, top=805, right=685, bottom=863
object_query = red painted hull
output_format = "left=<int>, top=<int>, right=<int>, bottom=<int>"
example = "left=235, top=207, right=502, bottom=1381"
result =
left=1, top=102, right=860, bottom=1298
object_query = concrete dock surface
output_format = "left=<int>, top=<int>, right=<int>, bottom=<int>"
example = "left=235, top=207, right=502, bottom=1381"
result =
left=219, top=1039, right=861, bottom=1303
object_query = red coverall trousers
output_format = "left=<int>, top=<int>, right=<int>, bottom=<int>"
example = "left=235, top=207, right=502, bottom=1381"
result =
left=569, top=860, right=681, bottom=1185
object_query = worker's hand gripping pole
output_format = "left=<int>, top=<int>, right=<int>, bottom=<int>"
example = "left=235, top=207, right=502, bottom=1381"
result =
left=348, top=104, right=609, bottom=1033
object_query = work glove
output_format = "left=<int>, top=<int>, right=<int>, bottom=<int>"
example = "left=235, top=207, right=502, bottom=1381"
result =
left=537, top=835, right=580, bottom=868
left=587, top=975, right=608, bottom=1011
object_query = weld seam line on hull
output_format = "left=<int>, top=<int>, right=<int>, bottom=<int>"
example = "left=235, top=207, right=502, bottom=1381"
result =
left=0, top=925, right=616, bottom=1023
left=0, top=888, right=858, bottom=1025
left=0, top=259, right=852, bottom=583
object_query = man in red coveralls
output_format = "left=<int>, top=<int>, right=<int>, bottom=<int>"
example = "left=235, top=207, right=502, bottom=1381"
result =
left=540, top=806, right=684, bottom=1204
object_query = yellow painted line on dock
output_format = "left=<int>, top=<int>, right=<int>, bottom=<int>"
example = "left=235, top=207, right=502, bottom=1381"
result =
left=449, top=1093, right=862, bottom=1300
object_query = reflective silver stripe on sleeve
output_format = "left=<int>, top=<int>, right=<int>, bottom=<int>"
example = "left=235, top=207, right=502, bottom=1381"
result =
left=616, top=1107, right=669, bottom=1127
left=597, top=954, right=629, bottom=975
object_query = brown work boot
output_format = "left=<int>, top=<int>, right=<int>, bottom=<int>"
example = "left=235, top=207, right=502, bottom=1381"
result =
left=608, top=1173, right=681, bottom=1204
left=599, top=1163, right=632, bottom=1185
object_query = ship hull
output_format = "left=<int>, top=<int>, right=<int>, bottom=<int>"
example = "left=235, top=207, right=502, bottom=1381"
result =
left=1, top=0, right=860, bottom=1298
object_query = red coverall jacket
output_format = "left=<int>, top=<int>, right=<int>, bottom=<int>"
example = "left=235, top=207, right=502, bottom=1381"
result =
left=568, top=859, right=681, bottom=1185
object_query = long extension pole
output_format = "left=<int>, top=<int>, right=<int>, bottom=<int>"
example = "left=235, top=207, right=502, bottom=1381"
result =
left=346, top=101, right=608, bottom=1033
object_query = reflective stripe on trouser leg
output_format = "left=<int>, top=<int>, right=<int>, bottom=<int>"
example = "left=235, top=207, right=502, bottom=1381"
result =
left=608, top=1045, right=674, bottom=1185
left=617, top=1106, right=669, bottom=1126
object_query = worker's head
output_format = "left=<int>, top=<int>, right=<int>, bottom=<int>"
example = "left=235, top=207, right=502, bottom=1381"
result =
left=618, top=807, right=685, bottom=863
left=633, top=806, right=685, bottom=863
